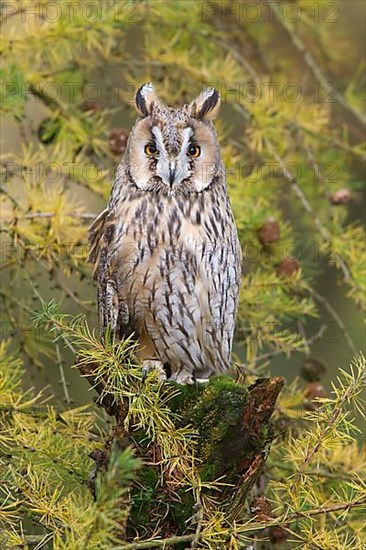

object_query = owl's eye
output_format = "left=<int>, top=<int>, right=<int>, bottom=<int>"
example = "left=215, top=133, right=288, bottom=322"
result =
left=145, top=144, right=158, bottom=156
left=188, top=145, right=201, bottom=157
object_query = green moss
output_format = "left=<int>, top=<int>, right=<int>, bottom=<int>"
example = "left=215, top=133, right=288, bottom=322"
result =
left=169, top=488, right=195, bottom=533
left=169, top=376, right=248, bottom=419
left=129, top=377, right=275, bottom=531
left=129, top=466, right=159, bottom=530
left=170, top=377, right=252, bottom=483
left=167, top=381, right=206, bottom=414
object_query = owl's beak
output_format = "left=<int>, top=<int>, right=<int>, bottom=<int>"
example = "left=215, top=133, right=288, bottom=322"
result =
left=168, top=161, right=177, bottom=187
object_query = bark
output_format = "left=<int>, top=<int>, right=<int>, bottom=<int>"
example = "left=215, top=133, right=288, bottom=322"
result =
left=169, top=376, right=284, bottom=519
left=77, top=358, right=284, bottom=539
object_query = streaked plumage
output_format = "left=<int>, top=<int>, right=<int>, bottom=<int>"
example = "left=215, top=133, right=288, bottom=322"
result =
left=89, top=83, right=241, bottom=383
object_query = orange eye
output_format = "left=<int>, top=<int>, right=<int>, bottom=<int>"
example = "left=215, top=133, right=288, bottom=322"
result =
left=145, top=144, right=158, bottom=156
left=188, top=145, right=201, bottom=157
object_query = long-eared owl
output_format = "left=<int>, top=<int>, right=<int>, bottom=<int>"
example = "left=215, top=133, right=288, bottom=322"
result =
left=89, top=83, right=242, bottom=384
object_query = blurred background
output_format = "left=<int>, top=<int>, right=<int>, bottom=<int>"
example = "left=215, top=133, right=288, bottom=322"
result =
left=0, top=1, right=365, bottom=424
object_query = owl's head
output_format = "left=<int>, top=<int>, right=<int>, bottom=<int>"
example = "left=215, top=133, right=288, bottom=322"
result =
left=125, top=83, right=223, bottom=194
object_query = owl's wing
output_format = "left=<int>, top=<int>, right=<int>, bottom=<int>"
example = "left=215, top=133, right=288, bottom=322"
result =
left=88, top=208, right=130, bottom=340
left=204, top=232, right=242, bottom=372
left=223, top=233, right=242, bottom=357
left=88, top=208, right=109, bottom=276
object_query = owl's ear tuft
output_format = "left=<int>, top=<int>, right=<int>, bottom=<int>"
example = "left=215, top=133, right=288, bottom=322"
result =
left=135, top=82, right=158, bottom=117
left=190, top=87, right=221, bottom=120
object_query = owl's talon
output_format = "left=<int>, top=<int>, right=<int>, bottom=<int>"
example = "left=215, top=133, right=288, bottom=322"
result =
left=141, top=359, right=167, bottom=383
left=191, top=375, right=210, bottom=388
left=141, top=366, right=149, bottom=382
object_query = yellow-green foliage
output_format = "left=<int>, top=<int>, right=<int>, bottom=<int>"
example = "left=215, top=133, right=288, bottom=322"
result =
left=1, top=0, right=364, bottom=364
left=1, top=325, right=365, bottom=548
left=0, top=339, right=141, bottom=549
left=0, top=1, right=365, bottom=548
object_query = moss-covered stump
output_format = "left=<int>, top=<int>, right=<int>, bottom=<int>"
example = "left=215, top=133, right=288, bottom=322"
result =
left=171, top=376, right=284, bottom=491
left=129, top=375, right=284, bottom=534
left=170, top=377, right=251, bottom=482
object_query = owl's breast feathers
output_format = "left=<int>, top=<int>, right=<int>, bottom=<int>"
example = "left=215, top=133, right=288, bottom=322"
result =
left=89, top=189, right=242, bottom=380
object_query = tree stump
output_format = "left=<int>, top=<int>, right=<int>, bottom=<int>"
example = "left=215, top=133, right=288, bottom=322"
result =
left=129, top=376, right=284, bottom=536
left=78, top=359, right=284, bottom=543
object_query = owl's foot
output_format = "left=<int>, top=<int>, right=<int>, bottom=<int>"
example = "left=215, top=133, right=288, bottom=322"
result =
left=170, top=370, right=196, bottom=385
left=142, top=359, right=168, bottom=383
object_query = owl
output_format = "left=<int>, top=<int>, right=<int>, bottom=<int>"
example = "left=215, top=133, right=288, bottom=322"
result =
left=89, top=83, right=242, bottom=384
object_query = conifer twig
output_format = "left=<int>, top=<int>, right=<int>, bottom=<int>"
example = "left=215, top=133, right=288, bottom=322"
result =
left=296, top=355, right=365, bottom=478
left=56, top=275, right=95, bottom=311
left=269, top=462, right=364, bottom=482
left=23, top=268, right=78, bottom=355
left=36, top=259, right=95, bottom=311
left=113, top=533, right=198, bottom=550
left=310, top=288, right=357, bottom=355
left=253, top=324, right=327, bottom=365
left=0, top=289, right=34, bottom=314
left=22, top=212, right=97, bottom=220
left=290, top=498, right=366, bottom=519
left=190, top=490, right=203, bottom=549
left=0, top=184, right=22, bottom=209
left=225, top=42, right=355, bottom=288
left=263, top=136, right=353, bottom=285
left=23, top=535, right=52, bottom=545
left=113, top=498, right=366, bottom=550
left=271, top=3, right=366, bottom=127
left=293, top=131, right=331, bottom=201
left=56, top=343, right=71, bottom=404
left=298, top=125, right=365, bottom=159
